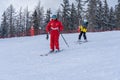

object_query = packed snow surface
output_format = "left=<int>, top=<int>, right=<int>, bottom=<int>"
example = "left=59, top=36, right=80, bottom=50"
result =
left=0, top=31, right=120, bottom=80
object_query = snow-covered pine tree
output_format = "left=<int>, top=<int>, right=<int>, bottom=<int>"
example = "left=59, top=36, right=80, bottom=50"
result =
left=56, top=8, right=63, bottom=22
left=6, top=4, right=16, bottom=37
left=61, top=0, right=71, bottom=31
left=115, top=0, right=120, bottom=29
left=44, top=8, right=51, bottom=30
left=87, top=0, right=98, bottom=31
left=24, top=7, right=31, bottom=35
left=35, top=1, right=44, bottom=32
left=108, top=7, right=116, bottom=30
left=0, top=12, right=9, bottom=37
left=75, top=0, right=83, bottom=25
left=32, top=10, right=39, bottom=35
left=102, top=0, right=110, bottom=31
left=17, top=7, right=23, bottom=36
left=95, top=0, right=104, bottom=31
left=69, top=3, right=77, bottom=30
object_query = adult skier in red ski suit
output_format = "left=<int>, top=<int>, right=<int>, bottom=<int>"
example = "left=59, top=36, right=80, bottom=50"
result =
left=46, top=15, right=64, bottom=52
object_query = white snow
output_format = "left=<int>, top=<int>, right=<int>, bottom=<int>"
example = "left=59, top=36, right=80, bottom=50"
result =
left=0, top=31, right=120, bottom=80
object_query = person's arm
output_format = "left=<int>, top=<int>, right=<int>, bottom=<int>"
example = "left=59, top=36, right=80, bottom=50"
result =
left=46, top=22, right=51, bottom=33
left=45, top=21, right=51, bottom=40
left=59, top=22, right=64, bottom=32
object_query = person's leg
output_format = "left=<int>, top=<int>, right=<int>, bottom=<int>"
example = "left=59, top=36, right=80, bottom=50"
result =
left=54, top=33, right=60, bottom=51
left=83, top=32, right=87, bottom=41
left=78, top=32, right=83, bottom=40
left=50, top=34, right=54, bottom=51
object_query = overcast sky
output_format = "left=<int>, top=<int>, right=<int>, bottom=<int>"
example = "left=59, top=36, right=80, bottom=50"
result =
left=0, top=0, right=118, bottom=22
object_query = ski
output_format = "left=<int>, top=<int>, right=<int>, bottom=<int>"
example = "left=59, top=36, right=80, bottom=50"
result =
left=40, top=52, right=54, bottom=56
left=40, top=49, right=64, bottom=56
left=80, top=41, right=88, bottom=44
left=75, top=40, right=88, bottom=44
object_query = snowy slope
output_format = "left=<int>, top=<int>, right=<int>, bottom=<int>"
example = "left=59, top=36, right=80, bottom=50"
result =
left=0, top=31, right=120, bottom=80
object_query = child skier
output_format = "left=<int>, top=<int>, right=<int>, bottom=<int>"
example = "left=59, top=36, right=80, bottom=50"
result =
left=78, top=19, right=88, bottom=42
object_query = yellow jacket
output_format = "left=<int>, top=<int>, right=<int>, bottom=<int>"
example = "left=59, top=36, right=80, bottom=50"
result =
left=79, top=25, right=87, bottom=32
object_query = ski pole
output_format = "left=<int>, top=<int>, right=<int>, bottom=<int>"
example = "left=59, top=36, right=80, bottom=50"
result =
left=60, top=33, right=69, bottom=47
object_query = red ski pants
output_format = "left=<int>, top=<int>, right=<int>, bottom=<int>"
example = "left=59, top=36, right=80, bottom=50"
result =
left=50, top=31, right=60, bottom=51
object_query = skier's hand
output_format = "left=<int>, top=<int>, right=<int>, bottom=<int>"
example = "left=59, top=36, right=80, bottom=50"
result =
left=59, top=30, right=62, bottom=34
left=59, top=31, right=62, bottom=34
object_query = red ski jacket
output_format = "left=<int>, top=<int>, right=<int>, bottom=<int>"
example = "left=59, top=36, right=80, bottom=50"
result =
left=46, top=19, right=63, bottom=33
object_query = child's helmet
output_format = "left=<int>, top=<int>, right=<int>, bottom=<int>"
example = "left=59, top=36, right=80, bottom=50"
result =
left=83, top=19, right=88, bottom=23
left=51, top=15, right=57, bottom=19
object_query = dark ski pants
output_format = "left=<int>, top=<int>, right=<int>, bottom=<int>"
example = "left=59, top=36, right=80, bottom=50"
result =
left=78, top=31, right=87, bottom=40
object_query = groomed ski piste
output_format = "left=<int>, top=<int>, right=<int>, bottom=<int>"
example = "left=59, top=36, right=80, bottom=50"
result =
left=0, top=31, right=120, bottom=80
